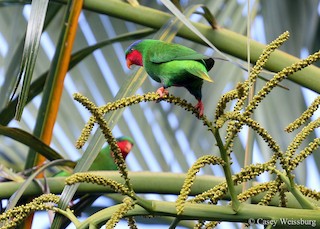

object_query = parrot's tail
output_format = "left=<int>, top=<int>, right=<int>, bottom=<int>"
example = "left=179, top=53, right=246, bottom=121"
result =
left=203, top=58, right=215, bottom=71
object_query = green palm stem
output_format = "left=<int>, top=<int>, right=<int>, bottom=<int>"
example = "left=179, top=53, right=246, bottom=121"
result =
left=213, top=128, right=240, bottom=212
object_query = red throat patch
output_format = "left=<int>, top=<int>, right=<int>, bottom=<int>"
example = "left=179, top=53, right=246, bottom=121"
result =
left=126, top=50, right=143, bottom=68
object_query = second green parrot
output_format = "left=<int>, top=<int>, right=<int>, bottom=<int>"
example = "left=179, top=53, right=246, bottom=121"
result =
left=125, top=39, right=215, bottom=116
left=55, top=136, right=134, bottom=176
left=53, top=136, right=134, bottom=228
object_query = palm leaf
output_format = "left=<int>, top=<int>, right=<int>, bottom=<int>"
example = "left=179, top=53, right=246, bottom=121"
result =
left=12, top=0, right=49, bottom=120
left=0, top=3, right=61, bottom=111
left=0, top=126, right=63, bottom=161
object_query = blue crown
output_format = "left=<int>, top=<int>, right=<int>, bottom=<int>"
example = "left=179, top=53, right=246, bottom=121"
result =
left=125, top=40, right=142, bottom=55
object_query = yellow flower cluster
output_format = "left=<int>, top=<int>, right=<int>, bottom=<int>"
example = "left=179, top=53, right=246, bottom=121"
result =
left=75, top=92, right=209, bottom=149
left=209, top=30, right=320, bottom=213
left=282, top=118, right=320, bottom=172
left=75, top=116, right=95, bottom=149
left=213, top=32, right=319, bottom=174
left=176, top=155, right=225, bottom=214
left=285, top=96, right=320, bottom=132
left=105, top=197, right=135, bottom=228
left=287, top=138, right=320, bottom=172
left=217, top=111, right=281, bottom=154
left=190, top=182, right=228, bottom=205
left=297, top=185, right=320, bottom=201
left=65, top=172, right=132, bottom=196
left=258, top=180, right=280, bottom=206
left=73, top=93, right=132, bottom=192
left=0, top=194, right=59, bottom=229
left=245, top=49, right=320, bottom=117
left=194, top=220, right=219, bottom=229
left=127, top=216, right=138, bottom=229
left=233, top=31, right=290, bottom=113
left=233, top=163, right=269, bottom=185
left=237, top=181, right=273, bottom=203
left=278, top=182, right=288, bottom=207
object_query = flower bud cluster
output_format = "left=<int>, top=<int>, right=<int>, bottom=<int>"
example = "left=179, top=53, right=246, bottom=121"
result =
left=215, top=33, right=290, bottom=163
left=233, top=163, right=267, bottom=185
left=73, top=93, right=132, bottom=191
left=237, top=182, right=272, bottom=203
left=215, top=89, right=239, bottom=120
left=234, top=32, right=290, bottom=116
left=278, top=182, right=288, bottom=207
left=105, top=197, right=135, bottom=228
left=297, top=185, right=320, bottom=201
left=176, top=155, right=224, bottom=214
left=258, top=182, right=279, bottom=206
left=65, top=172, right=131, bottom=196
left=190, top=182, right=228, bottom=205
left=245, top=49, right=320, bottom=117
left=127, top=216, right=138, bottom=229
left=75, top=92, right=209, bottom=149
left=0, top=194, right=59, bottom=229
left=287, top=138, right=320, bottom=172
left=285, top=96, right=320, bottom=132
left=288, top=118, right=320, bottom=152
left=217, top=112, right=280, bottom=154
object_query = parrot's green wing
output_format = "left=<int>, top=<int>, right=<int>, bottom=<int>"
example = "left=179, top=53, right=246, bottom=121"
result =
left=89, top=145, right=118, bottom=171
left=54, top=145, right=117, bottom=177
left=148, top=41, right=210, bottom=64
left=186, top=68, right=214, bottom=82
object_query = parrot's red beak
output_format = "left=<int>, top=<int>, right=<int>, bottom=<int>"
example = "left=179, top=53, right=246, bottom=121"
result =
left=126, top=58, right=133, bottom=69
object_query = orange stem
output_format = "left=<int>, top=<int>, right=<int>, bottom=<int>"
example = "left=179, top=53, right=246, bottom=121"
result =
left=36, top=0, right=83, bottom=177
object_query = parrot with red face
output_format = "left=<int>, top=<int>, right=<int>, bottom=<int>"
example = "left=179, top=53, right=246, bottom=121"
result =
left=54, top=136, right=134, bottom=177
left=53, top=136, right=134, bottom=228
left=125, top=39, right=215, bottom=116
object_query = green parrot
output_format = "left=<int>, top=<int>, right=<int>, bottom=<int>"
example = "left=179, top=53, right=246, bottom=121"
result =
left=54, top=136, right=134, bottom=177
left=53, top=136, right=134, bottom=228
left=125, top=39, right=215, bottom=116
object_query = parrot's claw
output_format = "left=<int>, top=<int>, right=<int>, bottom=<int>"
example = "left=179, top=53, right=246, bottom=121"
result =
left=195, top=100, right=204, bottom=117
left=156, top=87, right=169, bottom=98
left=156, top=87, right=169, bottom=103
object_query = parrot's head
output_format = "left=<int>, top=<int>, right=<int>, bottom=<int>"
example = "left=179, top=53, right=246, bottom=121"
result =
left=116, top=136, right=134, bottom=159
left=125, top=40, right=144, bottom=68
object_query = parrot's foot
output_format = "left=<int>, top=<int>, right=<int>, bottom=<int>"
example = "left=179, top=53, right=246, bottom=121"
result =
left=195, top=100, right=204, bottom=117
left=156, top=87, right=169, bottom=97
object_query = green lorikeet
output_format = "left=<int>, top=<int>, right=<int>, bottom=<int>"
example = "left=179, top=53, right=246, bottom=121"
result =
left=125, top=39, right=215, bottom=116
left=53, top=137, right=134, bottom=228
left=54, top=136, right=134, bottom=177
